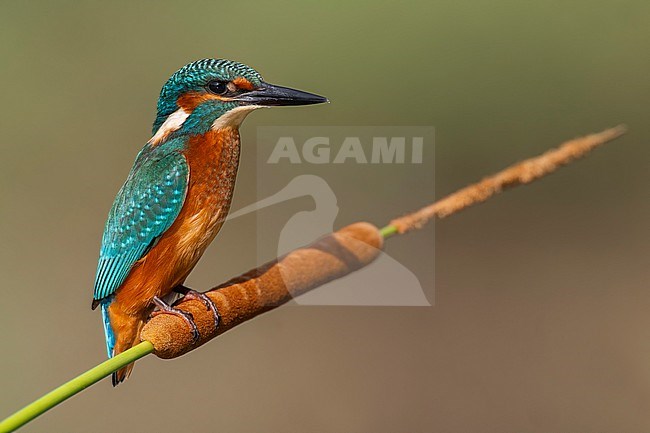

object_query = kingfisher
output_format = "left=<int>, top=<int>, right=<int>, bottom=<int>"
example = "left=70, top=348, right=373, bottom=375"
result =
left=92, top=59, right=327, bottom=386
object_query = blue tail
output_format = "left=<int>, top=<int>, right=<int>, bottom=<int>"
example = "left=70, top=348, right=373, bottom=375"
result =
left=100, top=298, right=116, bottom=358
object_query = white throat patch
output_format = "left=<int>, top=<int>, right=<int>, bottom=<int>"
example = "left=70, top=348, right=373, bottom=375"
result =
left=211, top=105, right=264, bottom=130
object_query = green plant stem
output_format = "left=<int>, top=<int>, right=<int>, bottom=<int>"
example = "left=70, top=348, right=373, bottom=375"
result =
left=0, top=341, right=154, bottom=433
left=379, top=224, right=399, bottom=239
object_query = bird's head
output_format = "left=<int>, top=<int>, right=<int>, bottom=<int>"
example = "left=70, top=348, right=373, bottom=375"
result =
left=150, top=58, right=327, bottom=144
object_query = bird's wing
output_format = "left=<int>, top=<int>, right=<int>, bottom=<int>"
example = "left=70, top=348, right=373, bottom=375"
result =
left=93, top=150, right=189, bottom=302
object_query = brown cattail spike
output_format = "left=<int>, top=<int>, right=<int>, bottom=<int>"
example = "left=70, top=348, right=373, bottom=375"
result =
left=141, top=222, right=383, bottom=359
left=389, top=125, right=627, bottom=233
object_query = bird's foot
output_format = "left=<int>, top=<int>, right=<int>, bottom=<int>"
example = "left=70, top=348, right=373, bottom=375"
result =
left=173, top=285, right=220, bottom=331
left=151, top=296, right=200, bottom=343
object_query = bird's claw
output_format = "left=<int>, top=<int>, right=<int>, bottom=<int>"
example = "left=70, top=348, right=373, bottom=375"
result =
left=151, top=296, right=200, bottom=343
left=173, top=286, right=221, bottom=331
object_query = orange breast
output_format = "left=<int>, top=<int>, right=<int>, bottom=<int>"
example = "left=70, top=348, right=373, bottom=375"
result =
left=114, top=127, right=241, bottom=315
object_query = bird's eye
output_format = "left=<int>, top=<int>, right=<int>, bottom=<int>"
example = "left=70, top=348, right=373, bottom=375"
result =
left=207, top=80, right=228, bottom=95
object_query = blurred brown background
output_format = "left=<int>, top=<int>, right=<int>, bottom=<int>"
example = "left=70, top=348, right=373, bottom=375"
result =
left=1, top=1, right=649, bottom=432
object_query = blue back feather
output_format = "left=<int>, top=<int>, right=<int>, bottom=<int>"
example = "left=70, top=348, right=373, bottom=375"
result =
left=93, top=145, right=189, bottom=302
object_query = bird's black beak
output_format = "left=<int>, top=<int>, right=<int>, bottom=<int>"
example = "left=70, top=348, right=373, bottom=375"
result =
left=236, top=82, right=328, bottom=106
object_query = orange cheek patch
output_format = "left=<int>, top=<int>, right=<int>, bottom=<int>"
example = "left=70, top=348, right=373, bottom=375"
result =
left=233, top=77, right=255, bottom=91
left=176, top=92, right=225, bottom=111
